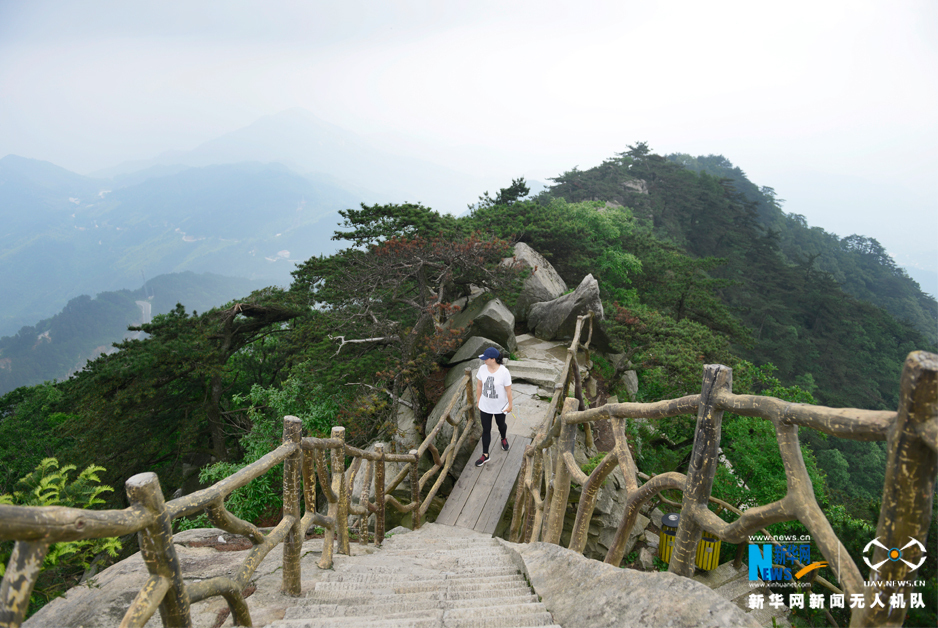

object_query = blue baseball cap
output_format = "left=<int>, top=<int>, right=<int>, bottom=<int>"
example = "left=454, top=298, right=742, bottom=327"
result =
left=478, top=347, right=501, bottom=360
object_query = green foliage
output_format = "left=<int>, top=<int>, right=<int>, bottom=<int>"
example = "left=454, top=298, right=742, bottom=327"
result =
left=590, top=354, right=615, bottom=381
left=466, top=197, right=640, bottom=300
left=57, top=288, right=303, bottom=491
left=177, top=377, right=343, bottom=529
left=0, top=458, right=121, bottom=615
left=714, top=364, right=830, bottom=536
left=580, top=453, right=605, bottom=476
left=0, top=383, right=73, bottom=494
left=670, top=153, right=937, bottom=346
left=333, top=202, right=461, bottom=247
left=471, top=177, right=532, bottom=210
left=293, top=221, right=518, bottom=433
left=543, top=146, right=932, bottom=410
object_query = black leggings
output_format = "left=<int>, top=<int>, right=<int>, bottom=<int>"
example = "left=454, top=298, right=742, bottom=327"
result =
left=480, top=411, right=507, bottom=455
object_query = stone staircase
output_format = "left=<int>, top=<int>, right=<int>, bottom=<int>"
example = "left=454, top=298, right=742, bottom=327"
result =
left=265, top=524, right=560, bottom=628
left=693, top=562, right=792, bottom=628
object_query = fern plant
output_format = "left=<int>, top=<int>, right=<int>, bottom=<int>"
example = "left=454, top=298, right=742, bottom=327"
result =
left=0, top=458, right=122, bottom=615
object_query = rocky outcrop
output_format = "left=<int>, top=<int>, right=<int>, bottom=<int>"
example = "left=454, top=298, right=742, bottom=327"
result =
left=24, top=528, right=300, bottom=628
left=502, top=242, right=567, bottom=322
left=448, top=336, right=507, bottom=367
left=448, top=296, right=517, bottom=355
left=528, top=274, right=603, bottom=341
left=619, top=369, right=639, bottom=402
left=505, top=541, right=760, bottom=628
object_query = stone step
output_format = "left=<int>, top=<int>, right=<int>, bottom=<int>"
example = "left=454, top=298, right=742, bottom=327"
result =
left=443, top=609, right=557, bottom=628
left=285, top=600, right=444, bottom=619
left=713, top=576, right=756, bottom=604
left=294, top=590, right=445, bottom=605
left=444, top=567, right=521, bottom=579
left=503, top=361, right=560, bottom=388
left=268, top=608, right=443, bottom=628
left=287, top=594, right=545, bottom=621
left=447, top=593, right=540, bottom=608
left=444, top=586, right=535, bottom=601
left=701, top=561, right=792, bottom=628
left=314, top=573, right=525, bottom=588
left=691, top=560, right=748, bottom=590
left=445, top=602, right=548, bottom=620
left=318, top=568, right=520, bottom=584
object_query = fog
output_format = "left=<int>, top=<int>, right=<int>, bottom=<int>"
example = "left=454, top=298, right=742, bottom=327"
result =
left=1, top=0, right=935, bottom=275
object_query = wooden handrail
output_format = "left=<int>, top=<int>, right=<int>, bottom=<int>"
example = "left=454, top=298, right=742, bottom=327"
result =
left=0, top=362, right=478, bottom=627
left=508, top=320, right=936, bottom=628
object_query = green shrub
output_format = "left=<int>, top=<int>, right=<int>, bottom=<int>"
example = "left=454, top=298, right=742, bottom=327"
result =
left=0, top=458, right=122, bottom=616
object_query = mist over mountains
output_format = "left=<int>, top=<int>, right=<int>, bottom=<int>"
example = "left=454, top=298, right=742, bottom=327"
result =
left=92, top=108, right=488, bottom=214
left=1, top=107, right=934, bottom=348
left=0, top=109, right=507, bottom=337
left=0, top=156, right=354, bottom=336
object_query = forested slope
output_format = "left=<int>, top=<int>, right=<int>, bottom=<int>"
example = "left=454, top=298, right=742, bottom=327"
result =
left=543, top=144, right=935, bottom=409
left=0, top=272, right=264, bottom=395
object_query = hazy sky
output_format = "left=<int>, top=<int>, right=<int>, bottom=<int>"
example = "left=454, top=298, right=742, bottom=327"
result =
left=1, top=0, right=936, bottom=268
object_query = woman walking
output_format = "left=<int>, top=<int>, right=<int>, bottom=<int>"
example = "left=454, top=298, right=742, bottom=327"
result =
left=474, top=347, right=513, bottom=467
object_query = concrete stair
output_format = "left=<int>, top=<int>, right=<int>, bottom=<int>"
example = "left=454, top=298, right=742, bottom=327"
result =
left=264, top=526, right=560, bottom=628
left=693, top=561, right=792, bottom=628
left=502, top=360, right=561, bottom=389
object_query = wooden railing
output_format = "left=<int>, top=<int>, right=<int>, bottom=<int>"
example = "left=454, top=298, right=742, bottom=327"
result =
left=508, top=318, right=936, bottom=628
left=0, top=371, right=478, bottom=628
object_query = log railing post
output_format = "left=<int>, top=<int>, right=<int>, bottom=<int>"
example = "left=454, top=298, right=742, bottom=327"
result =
left=358, top=459, right=373, bottom=546
left=281, top=416, right=303, bottom=597
left=374, top=443, right=386, bottom=546
left=332, top=427, right=349, bottom=556
left=669, top=364, right=732, bottom=577
left=853, top=351, right=937, bottom=628
left=543, top=398, right=580, bottom=545
left=125, top=472, right=191, bottom=627
left=0, top=541, right=49, bottom=628
left=409, top=450, right=421, bottom=529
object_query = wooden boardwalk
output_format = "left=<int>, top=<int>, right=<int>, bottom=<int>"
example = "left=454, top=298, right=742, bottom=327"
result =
left=435, top=432, right=531, bottom=535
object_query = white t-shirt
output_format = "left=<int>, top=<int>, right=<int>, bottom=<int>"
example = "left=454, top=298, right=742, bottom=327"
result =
left=476, top=364, right=512, bottom=414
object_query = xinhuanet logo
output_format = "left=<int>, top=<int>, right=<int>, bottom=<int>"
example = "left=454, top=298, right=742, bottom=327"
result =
left=749, top=543, right=826, bottom=582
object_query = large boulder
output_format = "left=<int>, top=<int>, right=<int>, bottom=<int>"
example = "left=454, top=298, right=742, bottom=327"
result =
left=528, top=274, right=603, bottom=342
left=505, top=541, right=759, bottom=628
left=448, top=296, right=517, bottom=354
left=502, top=242, right=567, bottom=322
left=448, top=335, right=508, bottom=366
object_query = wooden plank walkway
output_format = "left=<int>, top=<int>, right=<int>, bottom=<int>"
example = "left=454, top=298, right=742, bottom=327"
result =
left=435, top=432, right=531, bottom=535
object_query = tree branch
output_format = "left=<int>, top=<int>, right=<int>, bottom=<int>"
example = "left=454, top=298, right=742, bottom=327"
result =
left=344, top=382, right=415, bottom=409
left=329, top=335, right=397, bottom=356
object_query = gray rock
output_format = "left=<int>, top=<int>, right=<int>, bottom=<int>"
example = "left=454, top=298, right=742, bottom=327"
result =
left=448, top=295, right=517, bottom=354
left=619, top=369, right=638, bottom=401
left=24, top=528, right=346, bottom=628
left=528, top=274, right=604, bottom=342
left=644, top=530, right=660, bottom=549
left=448, top=336, right=507, bottom=366
left=502, top=242, right=567, bottom=322
left=472, top=298, right=517, bottom=354
left=639, top=546, right=656, bottom=571
left=585, top=376, right=598, bottom=398
left=507, top=541, right=760, bottom=628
